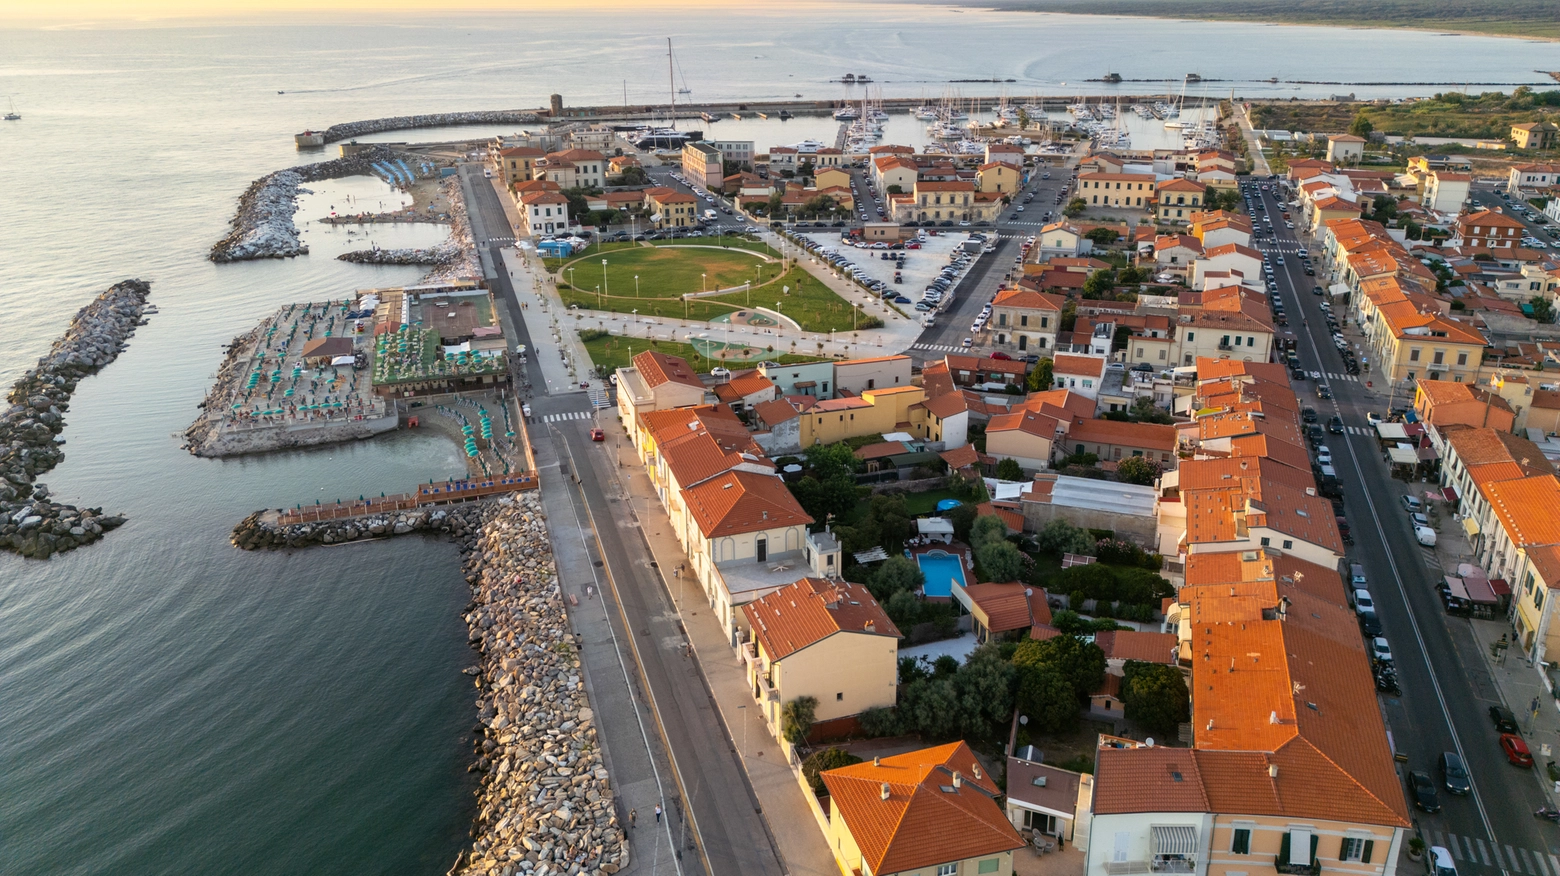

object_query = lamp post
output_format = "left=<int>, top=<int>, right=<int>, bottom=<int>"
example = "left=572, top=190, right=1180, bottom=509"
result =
left=601, top=258, right=609, bottom=301
left=702, top=272, right=707, bottom=293
left=738, top=704, right=748, bottom=757
left=567, top=267, right=575, bottom=291
left=632, top=308, right=638, bottom=338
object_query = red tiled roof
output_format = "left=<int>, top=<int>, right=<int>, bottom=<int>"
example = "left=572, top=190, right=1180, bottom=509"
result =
left=744, top=577, right=900, bottom=661
left=633, top=350, right=705, bottom=390
left=681, top=470, right=813, bottom=537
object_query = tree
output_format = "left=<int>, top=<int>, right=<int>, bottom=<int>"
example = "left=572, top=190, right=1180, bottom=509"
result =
left=1349, top=111, right=1374, bottom=138
left=803, top=194, right=839, bottom=216
left=802, top=748, right=863, bottom=796
left=898, top=676, right=961, bottom=738
left=1013, top=634, right=1106, bottom=702
left=1117, top=265, right=1149, bottom=285
left=1111, top=324, right=1133, bottom=352
left=1370, top=195, right=1398, bottom=224
left=1116, top=456, right=1162, bottom=486
left=1121, top=661, right=1190, bottom=737
left=870, top=555, right=924, bottom=601
left=976, top=540, right=1026, bottom=583
left=608, top=166, right=649, bottom=186
left=1063, top=197, right=1087, bottom=218
left=766, top=191, right=784, bottom=215
left=780, top=695, right=819, bottom=745
left=886, top=184, right=904, bottom=195
left=1532, top=296, right=1555, bottom=324
left=1015, top=661, right=1080, bottom=734
left=1130, top=396, right=1173, bottom=425
left=1036, top=518, right=1095, bottom=557
left=1027, top=356, right=1055, bottom=392
left=806, top=442, right=859, bottom=480
left=970, top=513, right=1010, bottom=549
left=789, top=474, right=859, bottom=526
left=995, top=458, right=1025, bottom=481
left=1085, top=227, right=1120, bottom=246
left=953, top=644, right=1017, bottom=736
left=1083, top=268, right=1118, bottom=300
left=857, top=705, right=901, bottom=737
left=722, top=159, right=744, bottom=178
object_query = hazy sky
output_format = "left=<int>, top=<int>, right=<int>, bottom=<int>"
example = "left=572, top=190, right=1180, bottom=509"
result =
left=1, top=0, right=739, bottom=22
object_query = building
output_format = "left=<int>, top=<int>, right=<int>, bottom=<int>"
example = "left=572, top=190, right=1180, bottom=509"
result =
left=533, top=148, right=607, bottom=189
left=815, top=166, right=852, bottom=192
left=712, top=369, right=779, bottom=413
left=892, top=179, right=1002, bottom=224
left=681, top=140, right=724, bottom=189
left=873, top=155, right=920, bottom=198
left=1061, top=418, right=1177, bottom=466
left=1413, top=380, right=1515, bottom=432
left=953, top=581, right=1051, bottom=644
left=1508, top=163, right=1560, bottom=193
left=1036, top=221, right=1093, bottom=259
left=496, top=146, right=546, bottom=185
left=1326, top=133, right=1367, bottom=164
left=1052, top=353, right=1110, bottom=400
left=741, top=576, right=900, bottom=738
left=798, top=386, right=927, bottom=449
left=1510, top=122, right=1559, bottom=150
left=1155, top=178, right=1207, bottom=224
left=978, top=162, right=1021, bottom=194
left=987, top=409, right=1064, bottom=471
left=1077, top=172, right=1157, bottom=210
left=833, top=355, right=912, bottom=396
left=758, top=360, right=835, bottom=398
left=708, top=139, right=754, bottom=168
left=1366, top=300, right=1488, bottom=385
left=989, top=288, right=1065, bottom=354
left=1458, top=209, right=1528, bottom=249
left=1420, top=170, right=1471, bottom=215
left=615, top=350, right=710, bottom=426
left=1005, top=751, right=1087, bottom=843
left=644, top=186, right=699, bottom=228
left=820, top=742, right=1027, bottom=876
left=1484, top=475, right=1560, bottom=657
left=519, top=190, right=571, bottom=236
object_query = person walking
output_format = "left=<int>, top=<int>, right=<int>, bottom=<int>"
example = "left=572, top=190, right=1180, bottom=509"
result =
left=629, top=808, right=636, bottom=829
left=654, top=803, right=662, bottom=823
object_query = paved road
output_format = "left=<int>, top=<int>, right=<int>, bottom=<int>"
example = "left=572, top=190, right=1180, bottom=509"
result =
left=1253, top=180, right=1560, bottom=875
left=1470, top=182, right=1560, bottom=257
left=549, top=414, right=786, bottom=876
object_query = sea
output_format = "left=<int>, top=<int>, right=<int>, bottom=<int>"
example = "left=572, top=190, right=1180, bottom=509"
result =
left=0, top=5, right=1554, bottom=873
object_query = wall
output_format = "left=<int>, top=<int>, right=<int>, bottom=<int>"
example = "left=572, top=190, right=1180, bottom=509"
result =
left=1021, top=500, right=1159, bottom=545
left=1205, top=815, right=1401, bottom=876
left=771, top=632, right=898, bottom=729
left=834, top=357, right=912, bottom=397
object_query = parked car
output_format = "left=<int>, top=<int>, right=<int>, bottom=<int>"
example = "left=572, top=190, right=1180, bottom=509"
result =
left=1401, top=495, right=1423, bottom=513
left=1415, top=524, right=1437, bottom=546
left=710, top=367, right=731, bottom=379
left=1439, top=752, right=1471, bottom=795
left=1408, top=770, right=1441, bottom=812
left=1490, top=705, right=1520, bottom=734
left=1429, top=847, right=1458, bottom=876
left=1501, top=733, right=1535, bottom=767
left=1353, top=589, right=1374, bottom=614
left=1302, top=407, right=1318, bottom=423
left=1370, top=637, right=1393, bottom=664
left=989, top=351, right=1013, bottom=360
left=1358, top=609, right=1383, bottom=637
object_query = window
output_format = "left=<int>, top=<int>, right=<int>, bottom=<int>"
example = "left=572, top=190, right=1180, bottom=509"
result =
left=1248, top=337, right=1257, bottom=347
left=1457, top=351, right=1468, bottom=366
left=978, top=859, right=1001, bottom=874
left=1410, top=348, right=1421, bottom=362
left=937, top=865, right=957, bottom=876
left=999, top=313, right=1008, bottom=326
left=1260, top=537, right=1271, bottom=546
left=756, top=536, right=767, bottom=563
left=1232, top=828, right=1252, bottom=855
left=1340, top=837, right=1375, bottom=863
left=1021, top=315, right=1029, bottom=327
left=1186, top=332, right=1195, bottom=342
left=836, top=692, right=844, bottom=701
left=1283, top=540, right=1293, bottom=549
left=1433, top=350, right=1444, bottom=365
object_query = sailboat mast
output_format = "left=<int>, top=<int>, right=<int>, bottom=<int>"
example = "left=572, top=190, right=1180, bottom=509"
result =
left=668, top=38, right=677, bottom=130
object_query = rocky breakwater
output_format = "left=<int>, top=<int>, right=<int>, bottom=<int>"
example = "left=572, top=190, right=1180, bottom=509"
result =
left=419, top=178, right=480, bottom=284
left=209, top=145, right=427, bottom=263
left=320, top=110, right=542, bottom=145
left=450, top=495, right=628, bottom=876
left=230, top=503, right=487, bottom=550
left=0, top=279, right=149, bottom=558
left=337, top=240, right=460, bottom=266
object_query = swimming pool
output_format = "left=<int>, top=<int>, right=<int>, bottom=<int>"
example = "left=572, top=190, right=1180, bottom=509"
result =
left=916, top=550, right=967, bottom=599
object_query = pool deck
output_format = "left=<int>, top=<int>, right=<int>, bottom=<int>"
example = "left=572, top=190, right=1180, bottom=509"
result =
left=910, top=542, right=973, bottom=601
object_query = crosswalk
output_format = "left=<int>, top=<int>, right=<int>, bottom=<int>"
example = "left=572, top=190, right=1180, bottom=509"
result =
left=1343, top=425, right=1374, bottom=436
left=1425, top=829, right=1560, bottom=876
left=1325, top=372, right=1361, bottom=382
left=540, top=410, right=595, bottom=423
left=912, top=342, right=969, bottom=354
left=587, top=387, right=613, bottom=409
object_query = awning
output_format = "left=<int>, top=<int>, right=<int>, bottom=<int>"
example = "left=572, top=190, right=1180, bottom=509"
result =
left=1464, top=575, right=1498, bottom=605
left=1376, top=422, right=1408, bottom=441
left=1387, top=446, right=1419, bottom=465
left=1152, top=825, right=1199, bottom=857
left=1329, top=282, right=1351, bottom=297
left=1441, top=486, right=1459, bottom=502
left=1445, top=575, right=1470, bottom=601
left=1418, top=445, right=1439, bottom=461
left=1462, top=516, right=1481, bottom=538
left=1491, top=578, right=1512, bottom=596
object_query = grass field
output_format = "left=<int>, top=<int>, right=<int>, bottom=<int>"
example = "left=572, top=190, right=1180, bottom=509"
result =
left=1252, top=92, right=1560, bottom=140
left=994, top=0, right=1560, bottom=40
left=554, top=244, right=866, bottom=334
left=579, top=332, right=828, bottom=376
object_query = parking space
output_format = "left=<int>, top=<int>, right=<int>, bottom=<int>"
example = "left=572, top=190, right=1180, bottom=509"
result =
left=794, top=229, right=986, bottom=316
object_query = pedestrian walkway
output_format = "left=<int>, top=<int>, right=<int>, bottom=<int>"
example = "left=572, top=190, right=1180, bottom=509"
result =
left=540, top=410, right=596, bottom=423
left=912, top=341, right=969, bottom=354
left=1329, top=372, right=1362, bottom=383
left=1426, top=828, right=1560, bottom=876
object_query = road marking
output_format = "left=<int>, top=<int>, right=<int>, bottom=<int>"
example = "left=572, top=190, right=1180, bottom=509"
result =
left=1518, top=846, right=1533, bottom=874
left=1478, top=838, right=1492, bottom=865
left=1547, top=853, right=1559, bottom=876
left=1440, top=833, right=1456, bottom=859
left=543, top=411, right=592, bottom=422
left=1524, top=848, right=1542, bottom=876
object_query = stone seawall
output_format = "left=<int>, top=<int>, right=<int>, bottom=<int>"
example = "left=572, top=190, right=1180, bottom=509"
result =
left=449, top=495, right=629, bottom=876
left=208, top=145, right=431, bottom=263
left=419, top=178, right=481, bottom=284
left=231, top=502, right=487, bottom=549
left=194, top=411, right=400, bottom=458
left=337, top=242, right=460, bottom=266
left=320, top=110, right=543, bottom=144
left=1, top=279, right=150, bottom=559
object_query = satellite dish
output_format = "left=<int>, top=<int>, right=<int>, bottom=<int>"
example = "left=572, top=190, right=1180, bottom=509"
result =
left=1145, top=737, right=1156, bottom=747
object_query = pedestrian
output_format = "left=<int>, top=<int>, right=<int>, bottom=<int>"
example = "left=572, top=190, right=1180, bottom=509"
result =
left=629, top=808, right=636, bottom=828
left=654, top=804, right=662, bottom=823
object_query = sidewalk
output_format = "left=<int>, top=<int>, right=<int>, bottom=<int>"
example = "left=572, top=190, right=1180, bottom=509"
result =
left=498, top=246, right=594, bottom=396
left=608, top=417, right=839, bottom=876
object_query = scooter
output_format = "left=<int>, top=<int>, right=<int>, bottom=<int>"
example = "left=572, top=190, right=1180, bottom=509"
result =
left=1535, top=806, right=1560, bottom=823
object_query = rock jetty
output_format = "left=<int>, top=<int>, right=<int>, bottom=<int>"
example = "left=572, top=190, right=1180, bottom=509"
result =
left=450, top=496, right=629, bottom=876
left=208, top=145, right=431, bottom=263
left=320, top=110, right=542, bottom=145
left=337, top=241, right=460, bottom=266
left=420, top=178, right=481, bottom=284
left=230, top=503, right=486, bottom=550
left=0, top=279, right=149, bottom=559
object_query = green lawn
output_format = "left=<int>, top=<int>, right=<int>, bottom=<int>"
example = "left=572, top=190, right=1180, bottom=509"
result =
left=579, top=332, right=828, bottom=376
left=558, top=244, right=772, bottom=297
left=1005, top=0, right=1560, bottom=40
left=901, top=489, right=964, bottom=516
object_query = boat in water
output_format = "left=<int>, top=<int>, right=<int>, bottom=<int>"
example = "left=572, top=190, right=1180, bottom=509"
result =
left=4, top=98, right=18, bottom=121
left=633, top=127, right=700, bottom=150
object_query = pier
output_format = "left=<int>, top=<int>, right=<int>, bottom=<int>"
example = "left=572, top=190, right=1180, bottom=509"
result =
left=273, top=472, right=538, bottom=526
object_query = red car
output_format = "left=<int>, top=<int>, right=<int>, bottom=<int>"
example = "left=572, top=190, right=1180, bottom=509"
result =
left=590, top=428, right=605, bottom=442
left=989, top=351, right=1013, bottom=360
left=1501, top=733, right=1534, bottom=767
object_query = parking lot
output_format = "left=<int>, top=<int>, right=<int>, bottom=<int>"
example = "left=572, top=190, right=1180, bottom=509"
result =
left=793, top=229, right=988, bottom=318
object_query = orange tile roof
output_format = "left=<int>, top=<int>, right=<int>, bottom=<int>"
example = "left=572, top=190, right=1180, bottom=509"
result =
left=680, top=470, right=813, bottom=538
left=1094, top=630, right=1178, bottom=663
left=1093, top=747, right=1210, bottom=814
left=743, top=577, right=900, bottom=661
left=752, top=398, right=799, bottom=427
left=1053, top=353, right=1106, bottom=377
left=988, top=409, right=1061, bottom=439
left=658, top=428, right=750, bottom=488
left=922, top=391, right=971, bottom=419
left=633, top=350, right=705, bottom=390
left=1227, top=434, right=1313, bottom=473
left=962, top=582, right=1048, bottom=632
left=940, top=444, right=980, bottom=469
left=725, top=369, right=776, bottom=399
left=1250, top=480, right=1343, bottom=554
left=821, top=742, right=1024, bottom=874
left=992, top=288, right=1066, bottom=311
left=1195, top=358, right=1291, bottom=385
left=1461, top=209, right=1527, bottom=230
left=1485, top=475, right=1560, bottom=548
left=1065, top=418, right=1176, bottom=452
left=1184, top=489, right=1240, bottom=544
left=1023, top=389, right=1097, bottom=418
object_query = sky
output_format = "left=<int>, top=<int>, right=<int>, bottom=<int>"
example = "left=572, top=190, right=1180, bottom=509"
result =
left=0, top=0, right=753, bottom=23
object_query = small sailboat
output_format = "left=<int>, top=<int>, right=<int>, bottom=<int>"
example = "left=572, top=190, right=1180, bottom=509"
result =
left=4, top=98, right=19, bottom=121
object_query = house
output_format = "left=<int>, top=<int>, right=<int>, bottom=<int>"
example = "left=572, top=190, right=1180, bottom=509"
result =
left=1005, top=751, right=1087, bottom=843
left=1092, top=629, right=1179, bottom=671
left=584, top=190, right=647, bottom=213
left=1077, top=172, right=1157, bottom=210
left=987, top=409, right=1065, bottom=471
left=533, top=148, right=607, bottom=189
left=496, top=146, right=546, bottom=185
left=1155, top=179, right=1207, bottom=224
left=1192, top=243, right=1264, bottom=288
left=1508, top=163, right=1560, bottom=193
left=615, top=350, right=709, bottom=427
left=815, top=166, right=852, bottom=191
left=798, top=386, right=928, bottom=449
left=833, top=354, right=911, bottom=397
left=1458, top=209, right=1527, bottom=249
left=918, top=390, right=972, bottom=449
left=985, top=142, right=1027, bottom=167
left=820, top=742, right=1027, bottom=876
left=741, top=576, right=901, bottom=739
left=1367, top=300, right=1488, bottom=384
left=1060, top=418, right=1177, bottom=466
left=644, top=187, right=698, bottom=228
left=1420, top=170, right=1471, bottom=215
left=953, top=581, right=1051, bottom=644
left=1309, top=195, right=1363, bottom=231
left=712, top=369, right=779, bottom=412
left=1173, top=308, right=1275, bottom=367
left=988, top=288, right=1065, bottom=355
left=1154, top=234, right=1204, bottom=275
left=892, top=179, right=1001, bottom=224
left=978, top=161, right=1021, bottom=194
left=1326, top=133, right=1367, bottom=163
left=1052, top=353, right=1110, bottom=400
left=758, top=359, right=835, bottom=397
left=519, top=190, right=571, bottom=236
left=1481, top=475, right=1560, bottom=660
left=873, top=155, right=920, bottom=197
left=943, top=354, right=1029, bottom=389
left=1037, top=221, right=1093, bottom=259
left=707, top=139, right=754, bottom=168
left=1413, top=380, right=1515, bottom=432
left=681, top=140, right=724, bottom=189
left=1511, top=122, right=1559, bottom=150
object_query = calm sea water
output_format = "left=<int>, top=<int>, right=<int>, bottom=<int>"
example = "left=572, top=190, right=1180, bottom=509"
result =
left=0, top=6, right=1554, bottom=873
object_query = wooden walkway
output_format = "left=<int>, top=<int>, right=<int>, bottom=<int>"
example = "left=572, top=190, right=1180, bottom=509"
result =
left=277, top=473, right=537, bottom=526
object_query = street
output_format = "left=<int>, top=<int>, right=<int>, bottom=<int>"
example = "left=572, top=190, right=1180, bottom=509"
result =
left=1252, top=180, right=1560, bottom=876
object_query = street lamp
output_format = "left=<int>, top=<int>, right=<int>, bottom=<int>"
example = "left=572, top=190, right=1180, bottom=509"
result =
left=632, top=308, right=638, bottom=337
left=601, top=258, right=609, bottom=300
left=702, top=272, right=707, bottom=293
left=567, top=267, right=575, bottom=290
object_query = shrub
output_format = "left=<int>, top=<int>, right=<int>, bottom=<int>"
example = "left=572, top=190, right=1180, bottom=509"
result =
left=781, top=696, right=819, bottom=745
left=802, top=748, right=863, bottom=796
left=577, top=329, right=611, bottom=342
left=858, top=706, right=901, bottom=738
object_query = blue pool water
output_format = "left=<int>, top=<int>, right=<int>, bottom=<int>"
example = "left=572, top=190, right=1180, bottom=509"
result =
left=917, top=551, right=967, bottom=599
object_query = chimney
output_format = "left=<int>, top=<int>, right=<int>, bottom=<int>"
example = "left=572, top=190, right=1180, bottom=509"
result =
left=864, top=620, right=876, bottom=632
left=873, top=756, right=881, bottom=767
left=952, top=771, right=963, bottom=789
left=1269, top=710, right=1279, bottom=724
left=1268, top=764, right=1279, bottom=778
left=880, top=782, right=891, bottom=800
left=973, top=765, right=982, bottom=780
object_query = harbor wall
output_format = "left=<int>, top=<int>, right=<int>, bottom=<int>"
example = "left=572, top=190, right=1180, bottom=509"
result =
left=194, top=410, right=400, bottom=458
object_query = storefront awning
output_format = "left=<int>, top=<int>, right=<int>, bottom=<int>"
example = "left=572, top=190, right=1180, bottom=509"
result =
left=1376, top=422, right=1408, bottom=441
left=1462, top=516, right=1481, bottom=538
left=1152, top=825, right=1199, bottom=857
left=1441, top=486, right=1459, bottom=503
left=1387, top=446, right=1419, bottom=465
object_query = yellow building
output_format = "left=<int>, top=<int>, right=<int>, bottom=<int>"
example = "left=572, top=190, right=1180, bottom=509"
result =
left=681, top=140, right=724, bottom=189
left=1155, top=178, right=1207, bottom=224
left=977, top=161, right=1020, bottom=194
left=741, top=577, right=900, bottom=737
left=814, top=166, right=852, bottom=191
left=1077, top=172, right=1156, bottom=210
left=1511, top=122, right=1559, bottom=150
left=643, top=186, right=698, bottom=228
left=1367, top=300, right=1487, bottom=385
left=797, top=385, right=927, bottom=448
left=821, top=742, right=1026, bottom=876
left=1483, top=476, right=1560, bottom=658
left=496, top=146, right=545, bottom=186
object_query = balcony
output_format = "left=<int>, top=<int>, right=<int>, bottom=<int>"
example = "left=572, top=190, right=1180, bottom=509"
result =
left=1275, top=857, right=1320, bottom=876
left=1152, top=859, right=1197, bottom=874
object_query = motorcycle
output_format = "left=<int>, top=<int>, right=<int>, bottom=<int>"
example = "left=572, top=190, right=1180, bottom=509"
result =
left=1535, top=806, right=1560, bottom=823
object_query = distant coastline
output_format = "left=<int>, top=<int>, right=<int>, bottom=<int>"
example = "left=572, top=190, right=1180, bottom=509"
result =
left=960, top=0, right=1560, bottom=43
